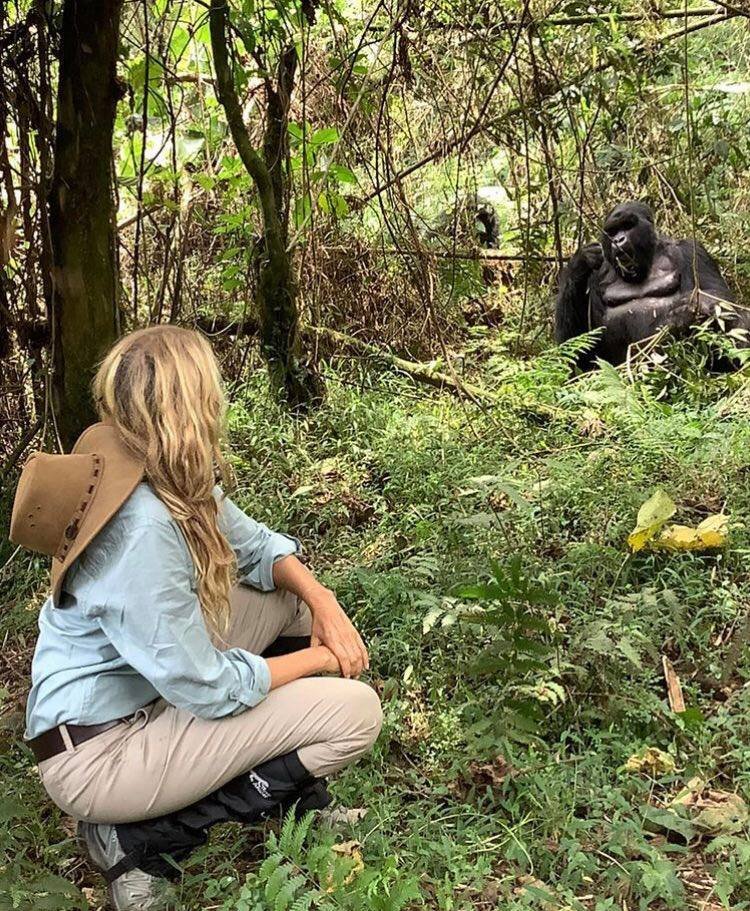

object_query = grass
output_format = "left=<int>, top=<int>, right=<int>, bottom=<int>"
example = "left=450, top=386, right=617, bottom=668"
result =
left=2, top=331, right=750, bottom=909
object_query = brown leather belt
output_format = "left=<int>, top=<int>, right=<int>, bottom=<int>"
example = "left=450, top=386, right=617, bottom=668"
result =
left=28, top=717, right=130, bottom=764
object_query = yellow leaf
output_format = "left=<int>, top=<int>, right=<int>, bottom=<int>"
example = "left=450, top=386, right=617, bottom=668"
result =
left=627, top=490, right=676, bottom=552
left=623, top=746, right=676, bottom=775
left=325, top=841, right=365, bottom=893
left=331, top=840, right=361, bottom=857
left=652, top=514, right=728, bottom=552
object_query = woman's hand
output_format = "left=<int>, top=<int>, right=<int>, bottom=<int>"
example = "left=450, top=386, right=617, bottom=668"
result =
left=271, top=556, right=369, bottom=679
left=307, top=588, right=369, bottom=679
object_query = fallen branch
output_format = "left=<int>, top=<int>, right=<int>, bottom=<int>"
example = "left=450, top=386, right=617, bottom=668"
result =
left=309, top=325, right=562, bottom=419
left=317, top=244, right=558, bottom=263
left=511, top=7, right=729, bottom=27
left=310, top=325, right=493, bottom=402
left=662, top=656, right=686, bottom=713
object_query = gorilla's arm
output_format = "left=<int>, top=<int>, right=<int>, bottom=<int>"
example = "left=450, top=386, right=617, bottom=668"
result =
left=555, top=243, right=603, bottom=343
left=674, top=240, right=750, bottom=346
left=675, top=240, right=735, bottom=304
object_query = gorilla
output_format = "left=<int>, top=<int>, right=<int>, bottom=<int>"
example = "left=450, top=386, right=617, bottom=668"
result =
left=555, top=202, right=749, bottom=366
left=475, top=202, right=500, bottom=248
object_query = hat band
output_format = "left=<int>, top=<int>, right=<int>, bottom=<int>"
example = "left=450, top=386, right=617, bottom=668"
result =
left=54, top=454, right=104, bottom=563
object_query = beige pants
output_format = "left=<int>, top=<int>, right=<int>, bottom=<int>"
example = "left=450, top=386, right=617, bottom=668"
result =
left=38, top=585, right=382, bottom=824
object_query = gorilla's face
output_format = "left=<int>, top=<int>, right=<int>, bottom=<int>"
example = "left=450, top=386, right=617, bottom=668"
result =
left=601, top=202, right=657, bottom=283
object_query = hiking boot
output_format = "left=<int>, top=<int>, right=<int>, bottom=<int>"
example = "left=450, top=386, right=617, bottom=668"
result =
left=77, top=821, right=163, bottom=910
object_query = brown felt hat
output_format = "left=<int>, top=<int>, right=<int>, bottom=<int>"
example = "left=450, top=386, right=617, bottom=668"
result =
left=9, top=422, right=144, bottom=606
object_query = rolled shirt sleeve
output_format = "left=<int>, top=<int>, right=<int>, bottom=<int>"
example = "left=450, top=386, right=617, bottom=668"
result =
left=87, top=518, right=271, bottom=719
left=215, top=488, right=301, bottom=591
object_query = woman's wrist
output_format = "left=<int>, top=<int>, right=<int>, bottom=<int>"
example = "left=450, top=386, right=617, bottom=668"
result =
left=310, top=644, right=335, bottom=672
left=265, top=645, right=336, bottom=690
left=300, top=582, right=334, bottom=612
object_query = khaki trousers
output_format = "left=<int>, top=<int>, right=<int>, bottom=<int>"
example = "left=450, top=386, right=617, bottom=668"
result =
left=38, top=585, right=382, bottom=824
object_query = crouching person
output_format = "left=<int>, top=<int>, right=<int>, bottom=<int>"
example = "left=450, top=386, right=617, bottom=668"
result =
left=10, top=326, right=382, bottom=910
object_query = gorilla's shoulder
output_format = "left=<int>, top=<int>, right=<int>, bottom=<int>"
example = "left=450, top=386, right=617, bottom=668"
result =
left=673, top=238, right=731, bottom=293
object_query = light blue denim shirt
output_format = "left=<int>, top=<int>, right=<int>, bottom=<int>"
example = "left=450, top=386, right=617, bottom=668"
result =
left=25, top=483, right=300, bottom=740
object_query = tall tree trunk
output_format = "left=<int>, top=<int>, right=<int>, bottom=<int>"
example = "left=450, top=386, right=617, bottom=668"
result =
left=209, top=0, right=321, bottom=409
left=49, top=0, right=123, bottom=450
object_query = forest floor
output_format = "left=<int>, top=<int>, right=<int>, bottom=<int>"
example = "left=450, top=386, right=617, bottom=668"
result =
left=3, top=328, right=750, bottom=910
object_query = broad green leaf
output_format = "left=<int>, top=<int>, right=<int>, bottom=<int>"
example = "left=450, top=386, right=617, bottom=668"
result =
left=312, top=127, right=340, bottom=145
left=628, top=490, right=676, bottom=552
left=642, top=806, right=695, bottom=841
left=329, top=164, right=358, bottom=185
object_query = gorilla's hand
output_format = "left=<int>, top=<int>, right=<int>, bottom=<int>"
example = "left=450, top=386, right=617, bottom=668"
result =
left=580, top=242, right=604, bottom=271
left=569, top=242, right=604, bottom=277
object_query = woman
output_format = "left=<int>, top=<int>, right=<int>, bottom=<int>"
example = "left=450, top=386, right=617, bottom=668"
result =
left=11, top=326, right=382, bottom=910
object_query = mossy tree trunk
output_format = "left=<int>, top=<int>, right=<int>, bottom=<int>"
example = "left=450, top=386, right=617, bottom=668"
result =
left=209, top=0, right=321, bottom=409
left=49, top=0, right=123, bottom=449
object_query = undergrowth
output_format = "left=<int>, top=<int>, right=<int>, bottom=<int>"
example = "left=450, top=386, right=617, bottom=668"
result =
left=2, top=334, right=750, bottom=909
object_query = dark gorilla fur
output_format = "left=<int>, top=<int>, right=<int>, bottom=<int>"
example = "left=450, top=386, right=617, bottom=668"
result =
left=555, top=201, right=749, bottom=366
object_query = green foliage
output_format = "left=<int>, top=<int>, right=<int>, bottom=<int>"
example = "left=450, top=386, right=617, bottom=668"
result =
left=216, top=813, right=419, bottom=911
left=451, top=557, right=559, bottom=743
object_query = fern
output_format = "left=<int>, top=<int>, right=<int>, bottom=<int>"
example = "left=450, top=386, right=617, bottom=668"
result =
left=263, top=864, right=291, bottom=904
left=258, top=853, right=283, bottom=882
left=289, top=894, right=315, bottom=911
left=279, top=810, right=314, bottom=863
left=223, top=810, right=419, bottom=911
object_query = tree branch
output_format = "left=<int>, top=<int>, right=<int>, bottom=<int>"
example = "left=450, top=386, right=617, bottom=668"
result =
left=360, top=10, right=737, bottom=204
left=208, top=0, right=283, bottom=246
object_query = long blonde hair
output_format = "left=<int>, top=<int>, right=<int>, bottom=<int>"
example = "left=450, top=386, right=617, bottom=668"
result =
left=93, top=325, right=236, bottom=634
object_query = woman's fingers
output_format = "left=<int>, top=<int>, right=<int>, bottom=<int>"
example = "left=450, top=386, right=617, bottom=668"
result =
left=333, top=636, right=363, bottom=678
left=357, top=632, right=369, bottom=670
left=311, top=604, right=368, bottom=678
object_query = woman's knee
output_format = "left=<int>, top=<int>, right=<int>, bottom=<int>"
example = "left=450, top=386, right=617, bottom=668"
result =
left=343, top=679, right=383, bottom=752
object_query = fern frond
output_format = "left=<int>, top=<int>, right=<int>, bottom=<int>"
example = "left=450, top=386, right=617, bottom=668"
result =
left=278, top=810, right=299, bottom=854
left=290, top=893, right=315, bottom=911
left=264, top=862, right=293, bottom=902
left=258, top=852, right=283, bottom=882
left=273, top=878, right=301, bottom=911
left=288, top=812, right=315, bottom=862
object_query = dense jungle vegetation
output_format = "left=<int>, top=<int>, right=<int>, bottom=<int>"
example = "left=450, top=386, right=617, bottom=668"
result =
left=2, top=1, right=750, bottom=908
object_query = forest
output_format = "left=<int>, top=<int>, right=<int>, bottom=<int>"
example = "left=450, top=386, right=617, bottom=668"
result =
left=2, top=0, right=750, bottom=909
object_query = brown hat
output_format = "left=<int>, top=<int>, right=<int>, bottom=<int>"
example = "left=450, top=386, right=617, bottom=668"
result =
left=9, top=423, right=144, bottom=606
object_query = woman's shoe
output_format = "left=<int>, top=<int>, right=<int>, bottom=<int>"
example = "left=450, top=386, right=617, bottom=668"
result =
left=77, top=821, right=162, bottom=910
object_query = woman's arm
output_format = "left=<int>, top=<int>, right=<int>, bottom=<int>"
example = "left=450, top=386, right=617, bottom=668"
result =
left=272, top=555, right=369, bottom=679
left=266, top=645, right=340, bottom=689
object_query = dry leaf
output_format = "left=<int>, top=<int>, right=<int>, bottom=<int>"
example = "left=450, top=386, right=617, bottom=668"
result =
left=628, top=490, right=676, bottom=552
left=467, top=754, right=514, bottom=789
left=670, top=780, right=748, bottom=835
left=628, top=491, right=729, bottom=553
left=320, top=806, right=368, bottom=827
left=693, top=792, right=748, bottom=834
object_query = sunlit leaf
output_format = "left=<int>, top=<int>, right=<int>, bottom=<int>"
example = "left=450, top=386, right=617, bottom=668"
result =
left=652, top=514, right=729, bottom=552
left=627, top=490, right=676, bottom=552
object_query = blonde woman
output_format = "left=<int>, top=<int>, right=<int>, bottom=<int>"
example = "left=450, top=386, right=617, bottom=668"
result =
left=11, top=326, right=382, bottom=910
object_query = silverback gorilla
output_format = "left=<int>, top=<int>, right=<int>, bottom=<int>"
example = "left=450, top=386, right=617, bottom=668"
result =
left=555, top=202, right=748, bottom=366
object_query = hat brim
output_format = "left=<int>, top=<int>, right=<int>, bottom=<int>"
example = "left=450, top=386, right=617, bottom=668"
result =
left=50, top=423, right=144, bottom=606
